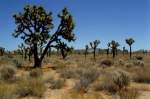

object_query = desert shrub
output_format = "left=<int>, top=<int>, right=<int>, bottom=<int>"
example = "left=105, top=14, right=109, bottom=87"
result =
left=135, top=56, right=143, bottom=60
left=59, top=67, right=77, bottom=79
left=16, top=78, right=46, bottom=97
left=117, top=59, right=125, bottom=66
left=94, top=70, right=130, bottom=94
left=74, top=67, right=99, bottom=92
left=133, top=69, right=150, bottom=83
left=133, top=60, right=144, bottom=67
left=113, top=70, right=130, bottom=90
left=0, top=82, right=17, bottom=99
left=0, top=65, right=16, bottom=81
left=0, top=56, right=23, bottom=68
left=125, top=62, right=133, bottom=68
left=12, top=59, right=22, bottom=68
left=117, top=88, right=140, bottom=99
left=100, top=59, right=113, bottom=67
left=50, top=79, right=65, bottom=89
left=94, top=76, right=118, bottom=93
left=29, top=68, right=43, bottom=78
left=52, top=60, right=66, bottom=70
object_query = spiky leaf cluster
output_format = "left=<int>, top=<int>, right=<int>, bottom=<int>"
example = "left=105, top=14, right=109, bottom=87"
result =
left=125, top=38, right=135, bottom=46
left=13, top=5, right=53, bottom=45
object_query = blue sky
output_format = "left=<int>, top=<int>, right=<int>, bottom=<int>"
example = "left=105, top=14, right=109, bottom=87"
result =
left=0, top=0, right=150, bottom=51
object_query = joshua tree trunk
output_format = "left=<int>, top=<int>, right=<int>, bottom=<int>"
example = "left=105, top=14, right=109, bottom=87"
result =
left=85, top=52, right=87, bottom=60
left=130, top=45, right=132, bottom=59
left=107, top=48, right=109, bottom=57
left=93, top=48, right=96, bottom=61
left=24, top=50, right=27, bottom=60
left=61, top=49, right=67, bottom=59
left=33, top=43, right=41, bottom=68
left=112, top=48, right=115, bottom=59
left=116, top=49, right=118, bottom=56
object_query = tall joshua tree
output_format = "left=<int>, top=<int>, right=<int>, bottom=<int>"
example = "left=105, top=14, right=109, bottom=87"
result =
left=90, top=40, right=100, bottom=61
left=110, top=40, right=120, bottom=58
left=85, top=45, right=89, bottom=60
left=13, top=5, right=75, bottom=68
left=125, top=38, right=135, bottom=59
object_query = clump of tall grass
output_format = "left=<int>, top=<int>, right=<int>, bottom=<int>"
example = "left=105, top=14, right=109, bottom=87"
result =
left=0, top=65, right=16, bottom=81
left=16, top=78, right=46, bottom=98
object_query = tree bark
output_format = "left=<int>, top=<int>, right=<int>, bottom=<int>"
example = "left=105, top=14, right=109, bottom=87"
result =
left=33, top=43, right=41, bottom=68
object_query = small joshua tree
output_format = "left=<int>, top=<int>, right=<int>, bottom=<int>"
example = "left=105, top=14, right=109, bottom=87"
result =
left=0, top=47, right=5, bottom=56
left=110, top=40, right=120, bottom=58
left=13, top=5, right=75, bottom=67
left=123, top=46, right=125, bottom=55
left=54, top=40, right=72, bottom=59
left=107, top=42, right=111, bottom=56
left=18, top=43, right=25, bottom=59
left=85, top=45, right=89, bottom=60
left=90, top=40, right=100, bottom=61
left=125, top=38, right=135, bottom=59
left=115, top=42, right=120, bottom=56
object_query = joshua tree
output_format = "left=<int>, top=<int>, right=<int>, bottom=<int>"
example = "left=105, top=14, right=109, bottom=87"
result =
left=13, top=5, right=75, bottom=68
left=115, top=42, right=120, bottom=56
left=54, top=40, right=72, bottom=59
left=110, top=40, right=120, bottom=58
left=18, top=43, right=25, bottom=59
left=90, top=40, right=100, bottom=61
left=84, top=45, right=89, bottom=60
left=0, top=47, right=5, bottom=56
left=123, top=46, right=125, bottom=55
left=125, top=38, right=135, bottom=59
left=107, top=42, right=111, bottom=56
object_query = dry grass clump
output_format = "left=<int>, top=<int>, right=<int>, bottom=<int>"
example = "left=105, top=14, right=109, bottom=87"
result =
left=133, top=60, right=144, bottom=67
left=0, top=56, right=23, bottom=68
left=117, top=88, right=140, bottom=99
left=16, top=78, right=46, bottom=98
left=51, top=59, right=67, bottom=70
left=133, top=68, right=150, bottom=83
left=61, top=91, right=104, bottom=99
left=74, top=66, right=99, bottom=92
left=0, top=65, right=16, bottom=81
left=0, top=82, right=17, bottom=99
left=59, top=67, right=77, bottom=79
left=50, top=78, right=65, bottom=89
left=29, top=68, right=43, bottom=78
left=113, top=70, right=130, bottom=90
left=117, top=59, right=125, bottom=66
left=125, top=62, right=133, bottom=68
left=94, top=70, right=130, bottom=94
